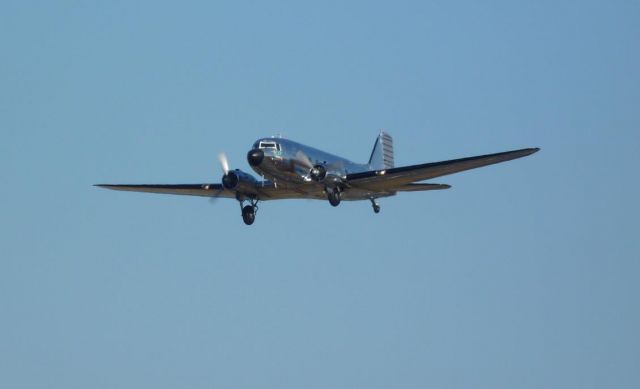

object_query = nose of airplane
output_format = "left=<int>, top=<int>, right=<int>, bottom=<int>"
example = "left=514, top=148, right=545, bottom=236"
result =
left=247, top=149, right=264, bottom=167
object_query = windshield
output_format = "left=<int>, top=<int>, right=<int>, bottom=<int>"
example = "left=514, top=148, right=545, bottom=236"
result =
left=259, top=141, right=280, bottom=151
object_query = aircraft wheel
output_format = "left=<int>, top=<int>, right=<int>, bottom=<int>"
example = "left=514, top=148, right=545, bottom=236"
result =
left=328, top=188, right=341, bottom=207
left=242, top=205, right=256, bottom=225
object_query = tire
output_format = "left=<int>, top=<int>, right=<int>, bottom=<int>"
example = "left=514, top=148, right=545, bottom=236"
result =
left=328, top=189, right=341, bottom=207
left=242, top=205, right=256, bottom=225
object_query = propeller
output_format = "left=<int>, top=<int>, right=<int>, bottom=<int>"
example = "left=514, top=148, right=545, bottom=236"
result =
left=295, top=150, right=326, bottom=180
left=294, top=150, right=314, bottom=170
left=208, top=152, right=229, bottom=205
left=218, top=152, right=230, bottom=175
left=294, top=150, right=344, bottom=181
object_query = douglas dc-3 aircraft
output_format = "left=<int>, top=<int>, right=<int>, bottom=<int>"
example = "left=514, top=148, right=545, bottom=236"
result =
left=96, top=132, right=539, bottom=225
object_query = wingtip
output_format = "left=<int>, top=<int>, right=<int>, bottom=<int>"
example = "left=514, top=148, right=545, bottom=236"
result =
left=519, top=147, right=540, bottom=157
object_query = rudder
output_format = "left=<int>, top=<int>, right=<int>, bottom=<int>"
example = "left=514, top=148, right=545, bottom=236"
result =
left=368, top=131, right=394, bottom=170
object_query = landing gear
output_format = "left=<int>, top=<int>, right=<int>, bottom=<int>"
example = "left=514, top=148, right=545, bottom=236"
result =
left=242, top=205, right=256, bottom=225
left=327, top=187, right=341, bottom=207
left=370, top=198, right=381, bottom=214
left=239, top=198, right=259, bottom=225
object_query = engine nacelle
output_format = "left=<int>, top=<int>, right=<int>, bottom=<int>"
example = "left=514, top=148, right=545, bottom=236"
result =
left=222, top=169, right=259, bottom=193
left=310, top=164, right=327, bottom=182
left=310, top=165, right=344, bottom=186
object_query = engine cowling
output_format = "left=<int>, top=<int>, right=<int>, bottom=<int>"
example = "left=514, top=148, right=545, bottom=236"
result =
left=310, top=164, right=327, bottom=182
left=309, top=165, right=344, bottom=186
left=222, top=169, right=259, bottom=194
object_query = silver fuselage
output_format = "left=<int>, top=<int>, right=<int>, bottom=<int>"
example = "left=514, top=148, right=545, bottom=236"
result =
left=248, top=137, right=393, bottom=200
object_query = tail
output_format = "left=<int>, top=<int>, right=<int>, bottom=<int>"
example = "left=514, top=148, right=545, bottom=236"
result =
left=368, top=131, right=394, bottom=170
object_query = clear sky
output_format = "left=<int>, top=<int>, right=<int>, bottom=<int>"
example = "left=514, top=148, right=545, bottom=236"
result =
left=1, top=1, right=638, bottom=388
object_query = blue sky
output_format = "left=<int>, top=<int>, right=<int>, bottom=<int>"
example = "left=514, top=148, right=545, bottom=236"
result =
left=1, top=1, right=638, bottom=388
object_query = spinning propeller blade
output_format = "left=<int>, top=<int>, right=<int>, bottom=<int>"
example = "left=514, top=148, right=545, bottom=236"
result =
left=294, top=150, right=314, bottom=169
left=218, top=152, right=230, bottom=175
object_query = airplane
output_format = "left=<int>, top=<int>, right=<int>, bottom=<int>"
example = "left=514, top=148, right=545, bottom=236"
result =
left=96, top=132, right=539, bottom=225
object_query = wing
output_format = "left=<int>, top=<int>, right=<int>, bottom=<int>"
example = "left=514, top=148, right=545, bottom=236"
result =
left=94, top=183, right=324, bottom=201
left=94, top=184, right=232, bottom=197
left=346, top=147, right=539, bottom=191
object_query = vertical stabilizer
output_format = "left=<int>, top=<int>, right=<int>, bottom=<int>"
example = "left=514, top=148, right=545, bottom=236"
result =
left=368, top=131, right=394, bottom=170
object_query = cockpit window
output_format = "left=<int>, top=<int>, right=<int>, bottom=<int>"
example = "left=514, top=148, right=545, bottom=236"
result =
left=259, top=141, right=280, bottom=151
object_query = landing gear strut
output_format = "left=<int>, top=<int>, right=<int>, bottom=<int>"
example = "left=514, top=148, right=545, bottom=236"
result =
left=240, top=198, right=259, bottom=225
left=327, top=187, right=341, bottom=207
left=370, top=198, right=381, bottom=214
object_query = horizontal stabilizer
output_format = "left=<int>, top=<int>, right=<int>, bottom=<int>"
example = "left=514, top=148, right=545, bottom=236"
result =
left=395, top=183, right=451, bottom=192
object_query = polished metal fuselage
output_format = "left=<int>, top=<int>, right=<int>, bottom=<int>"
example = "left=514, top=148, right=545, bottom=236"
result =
left=249, top=137, right=395, bottom=200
